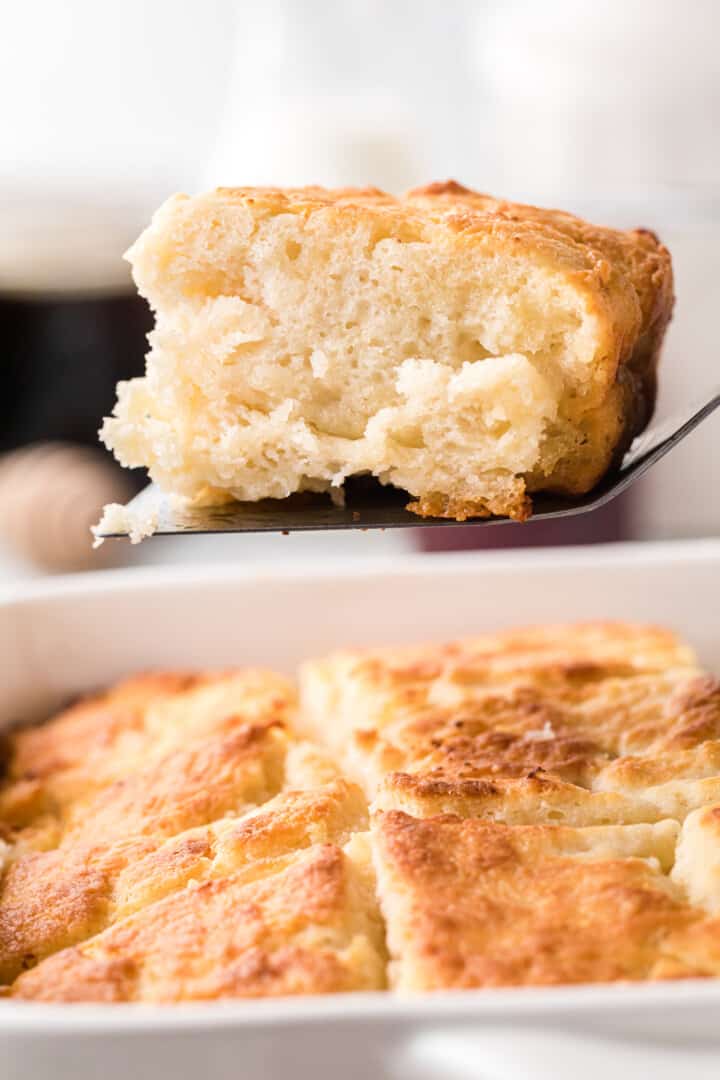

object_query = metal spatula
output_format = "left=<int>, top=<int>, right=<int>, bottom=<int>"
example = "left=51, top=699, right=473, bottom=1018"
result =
left=96, top=388, right=719, bottom=538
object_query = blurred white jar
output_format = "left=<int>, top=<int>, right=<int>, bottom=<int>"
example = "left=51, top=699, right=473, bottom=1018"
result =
left=474, top=0, right=720, bottom=539
left=0, top=0, right=238, bottom=296
left=202, top=0, right=448, bottom=191
left=206, top=92, right=423, bottom=192
left=0, top=0, right=237, bottom=207
left=474, top=0, right=720, bottom=200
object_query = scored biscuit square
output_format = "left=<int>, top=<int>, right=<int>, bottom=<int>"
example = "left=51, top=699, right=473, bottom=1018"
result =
left=12, top=834, right=386, bottom=1002
left=300, top=623, right=720, bottom=825
left=371, top=811, right=720, bottom=991
left=0, top=669, right=374, bottom=994
left=0, top=669, right=297, bottom=842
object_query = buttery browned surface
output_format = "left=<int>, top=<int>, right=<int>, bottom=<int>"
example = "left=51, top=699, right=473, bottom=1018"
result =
left=1, top=671, right=384, bottom=999
left=4, top=622, right=720, bottom=1002
left=12, top=841, right=383, bottom=1003
left=300, top=623, right=720, bottom=823
left=372, top=812, right=720, bottom=990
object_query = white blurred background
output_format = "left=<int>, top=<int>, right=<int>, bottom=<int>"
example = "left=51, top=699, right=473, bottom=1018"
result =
left=0, top=0, right=717, bottom=578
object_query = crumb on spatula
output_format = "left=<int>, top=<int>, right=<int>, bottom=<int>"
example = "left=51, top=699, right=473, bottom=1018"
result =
left=92, top=503, right=159, bottom=546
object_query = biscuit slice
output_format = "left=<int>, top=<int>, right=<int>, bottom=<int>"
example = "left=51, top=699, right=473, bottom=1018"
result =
left=301, top=623, right=720, bottom=824
left=372, top=811, right=720, bottom=991
left=100, top=182, right=673, bottom=523
left=11, top=834, right=385, bottom=1002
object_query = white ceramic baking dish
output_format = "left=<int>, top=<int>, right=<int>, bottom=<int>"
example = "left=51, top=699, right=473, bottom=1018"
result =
left=2, top=539, right=719, bottom=1080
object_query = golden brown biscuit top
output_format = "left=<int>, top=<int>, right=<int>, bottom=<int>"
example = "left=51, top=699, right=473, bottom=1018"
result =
left=4, top=621, right=720, bottom=1002
left=1, top=669, right=295, bottom=839
left=12, top=841, right=384, bottom=1003
left=372, top=811, right=720, bottom=990
left=299, top=622, right=720, bottom=826
left=0, top=669, right=384, bottom=996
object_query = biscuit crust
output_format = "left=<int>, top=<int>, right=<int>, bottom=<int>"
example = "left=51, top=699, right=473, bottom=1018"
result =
left=372, top=811, right=720, bottom=990
left=12, top=841, right=385, bottom=1002
left=5, top=620, right=720, bottom=1001
left=0, top=671, right=383, bottom=996
left=299, top=622, right=719, bottom=824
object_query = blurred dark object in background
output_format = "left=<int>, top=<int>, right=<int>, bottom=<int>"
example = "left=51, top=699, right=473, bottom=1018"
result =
left=0, top=289, right=150, bottom=571
left=1, top=291, right=149, bottom=456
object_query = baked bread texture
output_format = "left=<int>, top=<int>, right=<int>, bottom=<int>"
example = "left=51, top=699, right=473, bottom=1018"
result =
left=0, top=672, right=384, bottom=997
left=4, top=621, right=720, bottom=1001
left=100, top=182, right=673, bottom=522
left=299, top=623, right=720, bottom=824
left=373, top=812, right=720, bottom=990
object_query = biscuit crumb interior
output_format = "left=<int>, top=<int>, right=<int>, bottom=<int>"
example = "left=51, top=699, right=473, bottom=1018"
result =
left=100, top=184, right=673, bottom=523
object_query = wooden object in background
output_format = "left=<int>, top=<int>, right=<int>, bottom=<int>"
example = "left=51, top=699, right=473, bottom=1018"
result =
left=0, top=442, right=133, bottom=572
